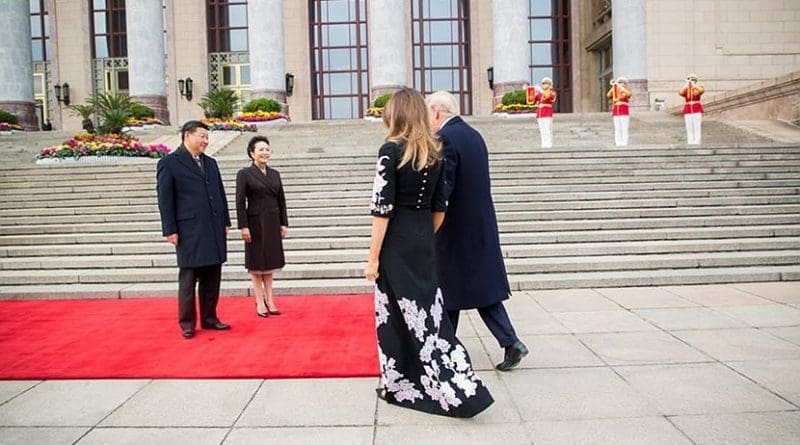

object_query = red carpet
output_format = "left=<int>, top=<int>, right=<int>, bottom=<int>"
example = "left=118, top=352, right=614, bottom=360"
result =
left=0, top=295, right=379, bottom=379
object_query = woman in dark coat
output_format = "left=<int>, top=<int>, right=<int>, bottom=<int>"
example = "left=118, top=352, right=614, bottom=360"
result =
left=236, top=136, right=288, bottom=317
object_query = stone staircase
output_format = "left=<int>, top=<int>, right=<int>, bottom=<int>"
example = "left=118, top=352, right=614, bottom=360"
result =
left=0, top=113, right=799, bottom=298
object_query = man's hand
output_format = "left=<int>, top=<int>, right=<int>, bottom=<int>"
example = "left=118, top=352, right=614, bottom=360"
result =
left=166, top=233, right=178, bottom=246
left=280, top=226, right=288, bottom=239
left=241, top=227, right=251, bottom=243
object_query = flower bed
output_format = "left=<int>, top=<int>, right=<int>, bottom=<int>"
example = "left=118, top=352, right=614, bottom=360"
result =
left=494, top=103, right=537, bottom=114
left=0, top=122, right=24, bottom=133
left=127, top=117, right=164, bottom=127
left=36, top=133, right=170, bottom=160
left=235, top=111, right=289, bottom=123
left=202, top=118, right=257, bottom=132
left=366, top=107, right=384, bottom=118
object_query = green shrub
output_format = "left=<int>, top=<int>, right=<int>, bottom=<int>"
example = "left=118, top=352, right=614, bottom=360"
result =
left=0, top=109, right=18, bottom=124
left=90, top=93, right=134, bottom=135
left=242, top=98, right=281, bottom=113
left=199, top=89, right=239, bottom=119
left=373, top=93, right=393, bottom=108
left=501, top=90, right=528, bottom=106
left=130, top=102, right=155, bottom=119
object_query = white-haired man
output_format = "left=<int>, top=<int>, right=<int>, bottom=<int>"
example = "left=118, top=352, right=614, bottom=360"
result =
left=426, top=91, right=528, bottom=371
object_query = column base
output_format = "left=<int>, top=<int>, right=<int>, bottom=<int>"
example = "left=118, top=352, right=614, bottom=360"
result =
left=131, top=95, right=170, bottom=126
left=627, top=79, right=650, bottom=111
left=250, top=89, right=289, bottom=115
left=492, top=81, right=529, bottom=110
left=0, top=101, right=38, bottom=131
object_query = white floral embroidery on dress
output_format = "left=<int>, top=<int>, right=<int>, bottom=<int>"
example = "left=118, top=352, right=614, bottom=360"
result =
left=370, top=155, right=393, bottom=215
left=430, top=288, right=444, bottom=329
left=378, top=349, right=423, bottom=403
left=375, top=285, right=390, bottom=326
left=398, top=298, right=428, bottom=341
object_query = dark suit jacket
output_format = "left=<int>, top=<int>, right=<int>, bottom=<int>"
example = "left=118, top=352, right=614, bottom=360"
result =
left=156, top=145, right=231, bottom=268
left=435, top=116, right=511, bottom=310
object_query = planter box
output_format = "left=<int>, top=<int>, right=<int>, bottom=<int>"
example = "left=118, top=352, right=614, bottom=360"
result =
left=36, top=156, right=158, bottom=166
left=0, top=130, right=14, bottom=136
left=363, top=116, right=383, bottom=122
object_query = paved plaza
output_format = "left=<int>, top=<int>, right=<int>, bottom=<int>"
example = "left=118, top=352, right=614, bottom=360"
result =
left=1, top=282, right=799, bottom=444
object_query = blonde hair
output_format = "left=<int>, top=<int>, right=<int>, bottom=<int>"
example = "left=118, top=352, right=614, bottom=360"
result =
left=425, top=91, right=460, bottom=117
left=382, top=88, right=441, bottom=171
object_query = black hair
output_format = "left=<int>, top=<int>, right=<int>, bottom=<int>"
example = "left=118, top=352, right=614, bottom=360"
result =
left=247, top=135, right=270, bottom=159
left=180, top=120, right=209, bottom=142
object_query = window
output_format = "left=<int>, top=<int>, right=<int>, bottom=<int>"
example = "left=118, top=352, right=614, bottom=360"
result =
left=528, top=0, right=571, bottom=112
left=309, top=0, right=369, bottom=120
left=91, top=0, right=127, bottom=58
left=412, top=0, right=472, bottom=115
left=207, top=0, right=249, bottom=53
left=30, top=0, right=50, bottom=62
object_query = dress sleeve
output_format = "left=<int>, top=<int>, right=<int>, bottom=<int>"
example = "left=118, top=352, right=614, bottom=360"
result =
left=277, top=171, right=288, bottom=227
left=235, top=169, right=248, bottom=229
left=432, top=160, right=447, bottom=213
left=370, top=143, right=397, bottom=218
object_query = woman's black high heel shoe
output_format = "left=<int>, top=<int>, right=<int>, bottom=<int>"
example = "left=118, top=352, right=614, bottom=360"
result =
left=264, top=297, right=281, bottom=315
left=256, top=302, right=269, bottom=318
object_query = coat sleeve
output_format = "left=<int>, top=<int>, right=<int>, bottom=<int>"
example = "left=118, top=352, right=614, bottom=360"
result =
left=277, top=172, right=288, bottom=227
left=235, top=169, right=248, bottom=229
left=432, top=161, right=447, bottom=213
left=156, top=158, right=177, bottom=236
left=217, top=162, right=231, bottom=227
left=440, top=135, right=458, bottom=201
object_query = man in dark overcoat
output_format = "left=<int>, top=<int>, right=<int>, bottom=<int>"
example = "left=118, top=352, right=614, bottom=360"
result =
left=157, top=120, right=232, bottom=339
left=427, top=91, right=528, bottom=371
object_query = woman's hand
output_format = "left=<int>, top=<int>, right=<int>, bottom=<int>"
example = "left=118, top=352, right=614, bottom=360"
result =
left=241, top=227, right=251, bottom=243
left=364, top=259, right=379, bottom=282
left=280, top=225, right=288, bottom=239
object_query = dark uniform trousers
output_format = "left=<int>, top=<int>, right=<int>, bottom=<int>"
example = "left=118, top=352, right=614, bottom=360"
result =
left=448, top=302, right=519, bottom=348
left=178, top=264, right=222, bottom=330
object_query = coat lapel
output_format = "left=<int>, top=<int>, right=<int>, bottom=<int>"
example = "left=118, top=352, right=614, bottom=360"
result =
left=175, top=145, right=205, bottom=178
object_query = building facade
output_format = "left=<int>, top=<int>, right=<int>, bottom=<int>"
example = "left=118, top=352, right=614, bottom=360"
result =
left=1, top=0, right=798, bottom=131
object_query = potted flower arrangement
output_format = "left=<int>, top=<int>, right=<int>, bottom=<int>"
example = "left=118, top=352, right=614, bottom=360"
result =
left=198, top=89, right=257, bottom=131
left=493, top=89, right=537, bottom=116
left=0, top=109, right=23, bottom=134
left=36, top=132, right=170, bottom=163
left=235, top=98, right=289, bottom=125
left=37, top=93, right=170, bottom=164
left=126, top=103, right=163, bottom=129
left=365, top=93, right=392, bottom=121
left=202, top=117, right=257, bottom=132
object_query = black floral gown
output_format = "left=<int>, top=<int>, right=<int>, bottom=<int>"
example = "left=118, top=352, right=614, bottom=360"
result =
left=370, top=141, right=494, bottom=417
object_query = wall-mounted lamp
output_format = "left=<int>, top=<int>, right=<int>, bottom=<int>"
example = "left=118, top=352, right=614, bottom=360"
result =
left=486, top=67, right=494, bottom=90
left=285, top=72, right=295, bottom=96
left=54, top=82, right=70, bottom=105
left=177, top=77, right=193, bottom=101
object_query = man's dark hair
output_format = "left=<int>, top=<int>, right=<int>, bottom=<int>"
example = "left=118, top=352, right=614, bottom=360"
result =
left=180, top=120, right=209, bottom=142
left=247, top=135, right=270, bottom=159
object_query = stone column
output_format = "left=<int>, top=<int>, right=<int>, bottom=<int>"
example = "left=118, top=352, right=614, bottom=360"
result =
left=612, top=0, right=649, bottom=110
left=367, top=0, right=408, bottom=100
left=127, top=0, right=169, bottom=124
left=492, top=0, right=529, bottom=107
left=0, top=0, right=37, bottom=130
left=248, top=0, right=287, bottom=110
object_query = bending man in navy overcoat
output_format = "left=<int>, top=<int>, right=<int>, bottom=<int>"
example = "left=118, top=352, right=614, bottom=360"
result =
left=427, top=92, right=529, bottom=371
left=157, top=120, right=232, bottom=339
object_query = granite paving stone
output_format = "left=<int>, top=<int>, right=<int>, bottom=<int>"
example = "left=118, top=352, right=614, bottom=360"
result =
left=728, top=359, right=800, bottom=406
left=223, top=427, right=373, bottom=445
left=670, top=412, right=800, bottom=445
left=528, top=417, right=693, bottom=445
left=0, top=381, right=39, bottom=405
left=552, top=310, right=658, bottom=333
left=663, top=284, right=773, bottom=306
left=577, top=331, right=711, bottom=365
left=634, top=307, right=749, bottom=331
left=672, top=328, right=800, bottom=361
left=75, top=427, right=228, bottom=445
left=595, top=286, right=698, bottom=309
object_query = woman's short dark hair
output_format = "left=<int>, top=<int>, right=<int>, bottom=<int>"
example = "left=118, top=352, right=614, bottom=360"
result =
left=180, top=120, right=209, bottom=142
left=247, top=135, right=270, bottom=159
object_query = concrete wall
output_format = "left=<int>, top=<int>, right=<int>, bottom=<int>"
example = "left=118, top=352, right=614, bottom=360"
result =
left=646, top=0, right=800, bottom=110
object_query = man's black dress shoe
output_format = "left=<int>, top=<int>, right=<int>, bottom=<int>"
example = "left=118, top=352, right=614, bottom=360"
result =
left=201, top=321, right=231, bottom=330
left=182, top=329, right=195, bottom=339
left=495, top=340, right=529, bottom=371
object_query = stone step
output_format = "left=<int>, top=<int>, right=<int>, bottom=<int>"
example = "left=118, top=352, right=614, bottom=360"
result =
left=1, top=212, right=798, bottom=236
left=1, top=223, right=798, bottom=247
left=1, top=250, right=798, bottom=286
left=2, top=202, right=799, bottom=227
left=3, top=236, right=797, bottom=260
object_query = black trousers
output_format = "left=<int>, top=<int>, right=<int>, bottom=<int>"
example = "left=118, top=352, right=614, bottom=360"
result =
left=178, top=264, right=222, bottom=330
left=448, top=302, right=518, bottom=349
